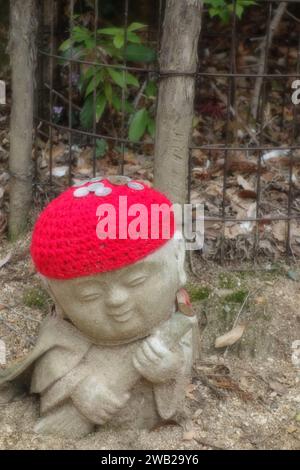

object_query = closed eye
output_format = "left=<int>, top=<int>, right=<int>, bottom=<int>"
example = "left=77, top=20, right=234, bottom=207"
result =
left=80, top=293, right=102, bottom=301
left=126, top=276, right=148, bottom=287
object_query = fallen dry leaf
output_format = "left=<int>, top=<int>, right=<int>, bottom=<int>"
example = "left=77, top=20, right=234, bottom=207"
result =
left=185, top=383, right=198, bottom=401
left=238, top=189, right=257, bottom=199
left=182, top=429, right=197, bottom=441
left=215, top=324, right=246, bottom=348
left=51, top=166, right=69, bottom=178
left=272, top=221, right=286, bottom=242
left=237, top=175, right=255, bottom=192
left=268, top=380, right=287, bottom=396
left=254, top=296, right=266, bottom=305
left=286, top=425, right=297, bottom=434
left=0, top=251, right=12, bottom=269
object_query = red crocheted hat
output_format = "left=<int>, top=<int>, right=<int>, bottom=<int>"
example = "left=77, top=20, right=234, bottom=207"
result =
left=31, top=177, right=175, bottom=280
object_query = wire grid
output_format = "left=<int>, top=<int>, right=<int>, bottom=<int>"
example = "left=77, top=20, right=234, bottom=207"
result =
left=34, top=0, right=300, bottom=263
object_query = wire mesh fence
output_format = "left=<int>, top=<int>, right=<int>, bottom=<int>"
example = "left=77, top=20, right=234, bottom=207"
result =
left=34, top=0, right=300, bottom=263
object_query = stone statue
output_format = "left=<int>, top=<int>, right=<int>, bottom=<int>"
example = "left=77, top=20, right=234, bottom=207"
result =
left=0, top=177, right=199, bottom=438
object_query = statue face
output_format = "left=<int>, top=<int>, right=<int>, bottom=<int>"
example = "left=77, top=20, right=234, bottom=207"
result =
left=46, top=237, right=186, bottom=344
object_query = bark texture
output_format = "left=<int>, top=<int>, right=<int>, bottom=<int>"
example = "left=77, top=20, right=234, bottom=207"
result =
left=154, top=0, right=202, bottom=203
left=8, top=0, right=37, bottom=239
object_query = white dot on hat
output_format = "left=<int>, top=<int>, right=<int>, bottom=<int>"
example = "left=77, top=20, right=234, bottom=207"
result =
left=127, top=182, right=144, bottom=190
left=87, top=182, right=105, bottom=192
left=95, top=187, right=112, bottom=197
left=73, top=187, right=90, bottom=198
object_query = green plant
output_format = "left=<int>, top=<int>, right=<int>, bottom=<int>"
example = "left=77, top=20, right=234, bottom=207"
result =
left=187, top=285, right=211, bottom=302
left=224, top=289, right=248, bottom=304
left=59, top=21, right=157, bottom=142
left=23, top=287, right=49, bottom=310
left=203, top=0, right=256, bottom=22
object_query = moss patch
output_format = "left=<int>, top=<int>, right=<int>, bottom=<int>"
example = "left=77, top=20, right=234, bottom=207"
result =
left=187, top=285, right=211, bottom=302
left=23, top=287, right=49, bottom=310
left=224, top=289, right=248, bottom=304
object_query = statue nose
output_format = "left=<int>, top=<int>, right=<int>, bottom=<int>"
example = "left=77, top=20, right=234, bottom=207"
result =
left=105, top=286, right=129, bottom=308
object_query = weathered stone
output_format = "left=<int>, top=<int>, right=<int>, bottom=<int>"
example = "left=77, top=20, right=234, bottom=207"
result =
left=0, top=236, right=198, bottom=438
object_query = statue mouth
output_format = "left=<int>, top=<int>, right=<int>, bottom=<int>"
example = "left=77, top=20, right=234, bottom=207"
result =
left=110, top=308, right=133, bottom=323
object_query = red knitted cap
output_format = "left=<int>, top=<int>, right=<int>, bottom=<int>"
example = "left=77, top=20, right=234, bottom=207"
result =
left=31, top=177, right=175, bottom=280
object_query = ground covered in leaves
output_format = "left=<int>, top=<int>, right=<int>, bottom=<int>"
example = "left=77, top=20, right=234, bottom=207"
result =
left=0, top=239, right=299, bottom=450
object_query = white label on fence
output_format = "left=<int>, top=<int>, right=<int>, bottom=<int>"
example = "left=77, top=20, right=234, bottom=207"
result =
left=0, top=80, right=6, bottom=105
left=0, top=340, right=6, bottom=365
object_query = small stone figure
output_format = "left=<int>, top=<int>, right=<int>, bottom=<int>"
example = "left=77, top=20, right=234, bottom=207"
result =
left=0, top=177, right=198, bottom=438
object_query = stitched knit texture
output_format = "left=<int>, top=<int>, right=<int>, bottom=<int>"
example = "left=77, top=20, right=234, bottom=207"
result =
left=31, top=180, right=175, bottom=279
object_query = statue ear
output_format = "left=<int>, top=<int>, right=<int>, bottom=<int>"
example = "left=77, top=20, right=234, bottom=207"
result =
left=39, top=274, right=65, bottom=318
left=174, top=231, right=187, bottom=287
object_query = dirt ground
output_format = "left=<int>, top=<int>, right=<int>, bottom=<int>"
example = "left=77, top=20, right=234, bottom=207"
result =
left=0, top=237, right=299, bottom=450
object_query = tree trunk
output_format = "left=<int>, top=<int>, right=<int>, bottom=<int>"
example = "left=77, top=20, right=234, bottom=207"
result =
left=154, top=0, right=202, bottom=204
left=8, top=0, right=37, bottom=239
left=0, top=0, right=10, bottom=77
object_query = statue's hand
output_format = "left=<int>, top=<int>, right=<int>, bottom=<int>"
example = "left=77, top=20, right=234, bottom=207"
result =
left=72, top=376, right=130, bottom=425
left=132, top=335, right=183, bottom=384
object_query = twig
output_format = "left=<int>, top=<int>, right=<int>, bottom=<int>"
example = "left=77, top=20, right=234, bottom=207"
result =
left=44, top=83, right=82, bottom=112
left=251, top=2, right=287, bottom=120
left=285, top=9, right=300, bottom=24
left=128, top=78, right=149, bottom=128
left=133, top=78, right=148, bottom=110
left=223, top=287, right=261, bottom=358
left=199, top=373, right=227, bottom=399
left=211, top=82, right=259, bottom=145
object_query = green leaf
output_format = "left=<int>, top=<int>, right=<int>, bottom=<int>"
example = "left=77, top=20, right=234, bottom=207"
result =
left=96, top=94, right=107, bottom=122
left=125, top=72, right=139, bottom=87
left=147, top=117, right=156, bottom=138
left=128, top=22, right=147, bottom=32
left=80, top=94, right=107, bottom=128
left=113, top=33, right=124, bottom=49
left=209, top=7, right=219, bottom=17
left=59, top=38, right=73, bottom=52
left=96, top=139, right=108, bottom=158
left=80, top=95, right=94, bottom=128
left=129, top=108, right=149, bottom=142
left=111, top=95, right=134, bottom=113
left=104, top=81, right=113, bottom=104
left=112, top=94, right=121, bottom=111
left=124, top=100, right=134, bottom=114
left=108, top=68, right=126, bottom=88
left=236, top=4, right=244, bottom=18
left=124, top=44, right=156, bottom=63
left=82, top=66, right=98, bottom=82
left=84, top=37, right=96, bottom=49
left=127, top=32, right=141, bottom=44
left=72, top=26, right=91, bottom=43
left=98, top=27, right=122, bottom=36
left=145, top=80, right=157, bottom=98
left=85, top=70, right=104, bottom=97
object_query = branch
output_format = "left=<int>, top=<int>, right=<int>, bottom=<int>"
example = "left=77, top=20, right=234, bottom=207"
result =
left=251, top=2, right=287, bottom=120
